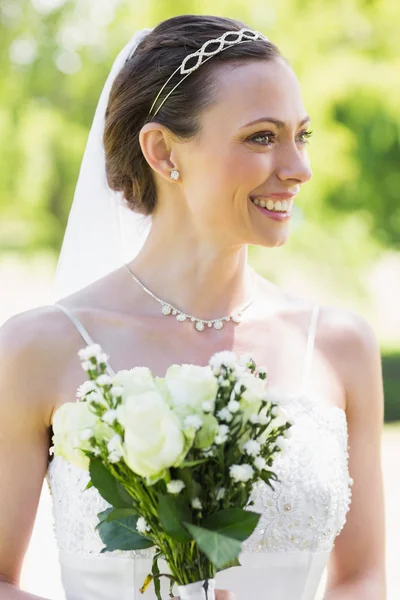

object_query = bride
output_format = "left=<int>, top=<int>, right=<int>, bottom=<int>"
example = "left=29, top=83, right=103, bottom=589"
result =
left=0, top=14, right=386, bottom=600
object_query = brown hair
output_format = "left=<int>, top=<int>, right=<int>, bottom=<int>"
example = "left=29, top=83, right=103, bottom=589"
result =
left=104, top=15, right=281, bottom=214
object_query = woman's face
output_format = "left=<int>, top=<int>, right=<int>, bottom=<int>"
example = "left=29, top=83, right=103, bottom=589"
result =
left=173, top=57, right=313, bottom=248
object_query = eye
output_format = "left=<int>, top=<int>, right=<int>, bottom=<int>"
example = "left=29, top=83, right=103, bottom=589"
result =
left=297, top=129, right=313, bottom=144
left=248, top=131, right=276, bottom=146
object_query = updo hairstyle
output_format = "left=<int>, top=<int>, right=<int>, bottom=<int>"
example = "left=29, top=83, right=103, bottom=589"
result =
left=104, top=15, right=281, bottom=214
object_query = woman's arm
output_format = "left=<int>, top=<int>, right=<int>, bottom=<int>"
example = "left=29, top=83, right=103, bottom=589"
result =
left=322, top=309, right=386, bottom=599
left=0, top=310, right=58, bottom=600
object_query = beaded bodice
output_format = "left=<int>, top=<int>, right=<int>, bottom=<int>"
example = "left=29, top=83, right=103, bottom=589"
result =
left=46, top=302, right=353, bottom=561
left=46, top=388, right=352, bottom=558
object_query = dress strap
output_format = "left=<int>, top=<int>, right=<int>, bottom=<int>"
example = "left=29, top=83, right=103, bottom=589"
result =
left=54, top=303, right=115, bottom=376
left=300, top=305, right=320, bottom=395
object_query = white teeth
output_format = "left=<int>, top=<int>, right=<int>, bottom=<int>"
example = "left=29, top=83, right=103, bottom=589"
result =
left=251, top=197, right=292, bottom=212
left=266, top=200, right=274, bottom=210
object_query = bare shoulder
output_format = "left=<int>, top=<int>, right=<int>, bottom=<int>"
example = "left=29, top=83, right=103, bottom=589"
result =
left=0, top=305, right=78, bottom=427
left=317, top=304, right=383, bottom=416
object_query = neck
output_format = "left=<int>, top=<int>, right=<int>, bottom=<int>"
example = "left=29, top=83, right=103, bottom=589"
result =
left=124, top=219, right=254, bottom=321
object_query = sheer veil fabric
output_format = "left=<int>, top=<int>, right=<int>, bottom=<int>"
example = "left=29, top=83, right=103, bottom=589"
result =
left=51, top=28, right=153, bottom=302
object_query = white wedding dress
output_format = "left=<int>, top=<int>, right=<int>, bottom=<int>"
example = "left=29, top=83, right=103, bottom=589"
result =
left=46, top=303, right=353, bottom=600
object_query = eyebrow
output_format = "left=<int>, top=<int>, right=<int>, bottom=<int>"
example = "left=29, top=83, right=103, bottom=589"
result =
left=241, top=116, right=311, bottom=129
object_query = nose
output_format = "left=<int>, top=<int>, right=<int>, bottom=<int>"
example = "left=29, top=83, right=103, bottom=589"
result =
left=275, top=143, right=313, bottom=185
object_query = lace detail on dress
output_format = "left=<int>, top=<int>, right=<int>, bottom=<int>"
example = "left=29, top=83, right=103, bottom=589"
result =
left=242, top=389, right=353, bottom=553
left=46, top=455, right=155, bottom=559
left=46, top=390, right=352, bottom=558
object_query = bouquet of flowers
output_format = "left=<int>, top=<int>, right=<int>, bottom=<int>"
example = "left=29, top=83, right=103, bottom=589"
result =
left=51, top=347, right=292, bottom=600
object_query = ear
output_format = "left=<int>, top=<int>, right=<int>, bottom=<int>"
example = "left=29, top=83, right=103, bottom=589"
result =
left=139, top=123, right=179, bottom=182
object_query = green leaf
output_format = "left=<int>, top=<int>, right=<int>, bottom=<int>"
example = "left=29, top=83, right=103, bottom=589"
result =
left=158, top=494, right=193, bottom=542
left=96, top=507, right=114, bottom=526
left=183, top=522, right=242, bottom=569
left=152, top=552, right=162, bottom=600
left=97, top=515, right=154, bottom=551
left=89, top=459, right=133, bottom=508
left=180, top=458, right=209, bottom=467
left=104, top=508, right=138, bottom=522
left=84, top=480, right=93, bottom=490
left=202, top=508, right=261, bottom=542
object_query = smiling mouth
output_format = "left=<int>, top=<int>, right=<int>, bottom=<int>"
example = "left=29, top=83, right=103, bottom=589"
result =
left=250, top=197, right=293, bottom=213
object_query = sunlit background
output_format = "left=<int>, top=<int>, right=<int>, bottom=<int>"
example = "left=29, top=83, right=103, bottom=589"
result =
left=1, top=0, right=399, bottom=598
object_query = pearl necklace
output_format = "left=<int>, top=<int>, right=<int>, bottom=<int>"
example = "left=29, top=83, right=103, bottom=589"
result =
left=123, top=263, right=255, bottom=332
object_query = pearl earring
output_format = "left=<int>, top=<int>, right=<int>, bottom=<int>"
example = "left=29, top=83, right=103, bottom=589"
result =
left=170, top=169, right=180, bottom=181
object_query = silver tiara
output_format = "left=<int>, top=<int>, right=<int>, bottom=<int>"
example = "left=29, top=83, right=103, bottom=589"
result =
left=148, top=28, right=269, bottom=118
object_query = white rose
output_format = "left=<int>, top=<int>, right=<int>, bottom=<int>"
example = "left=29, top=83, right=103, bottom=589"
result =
left=165, top=364, right=218, bottom=418
left=116, top=389, right=187, bottom=482
left=113, top=367, right=156, bottom=399
left=52, top=402, right=98, bottom=471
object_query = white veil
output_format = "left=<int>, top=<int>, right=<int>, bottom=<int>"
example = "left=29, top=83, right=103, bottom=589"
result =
left=51, top=28, right=153, bottom=302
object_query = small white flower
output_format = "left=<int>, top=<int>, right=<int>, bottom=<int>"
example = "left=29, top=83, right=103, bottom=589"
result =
left=96, top=374, right=113, bottom=387
left=271, top=405, right=285, bottom=418
left=220, top=380, right=231, bottom=388
left=257, top=367, right=268, bottom=377
left=209, top=351, right=237, bottom=371
left=79, top=427, right=93, bottom=441
left=191, top=497, right=203, bottom=510
left=98, top=352, right=109, bottom=364
left=229, top=463, right=254, bottom=483
left=254, top=456, right=267, bottom=471
left=216, top=487, right=226, bottom=500
left=217, top=408, right=233, bottom=422
left=250, top=413, right=259, bottom=424
left=227, top=400, right=240, bottom=413
left=202, top=446, right=214, bottom=457
left=78, top=343, right=103, bottom=361
left=275, top=436, right=288, bottom=451
left=110, top=385, right=124, bottom=398
left=87, top=391, right=108, bottom=407
left=258, top=408, right=269, bottom=425
left=184, top=415, right=203, bottom=431
left=234, top=382, right=243, bottom=394
left=167, top=479, right=186, bottom=494
left=243, top=439, right=261, bottom=457
left=107, top=434, right=123, bottom=463
left=202, top=401, right=213, bottom=412
left=82, top=360, right=95, bottom=372
left=136, top=516, right=150, bottom=535
left=214, top=424, right=229, bottom=444
left=283, top=427, right=292, bottom=438
left=102, top=409, right=118, bottom=425
left=76, top=381, right=97, bottom=399
left=239, top=353, right=254, bottom=367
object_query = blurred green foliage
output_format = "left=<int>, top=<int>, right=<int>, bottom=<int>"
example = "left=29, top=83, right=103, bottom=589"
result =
left=0, top=0, right=399, bottom=256
left=382, top=351, right=400, bottom=422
